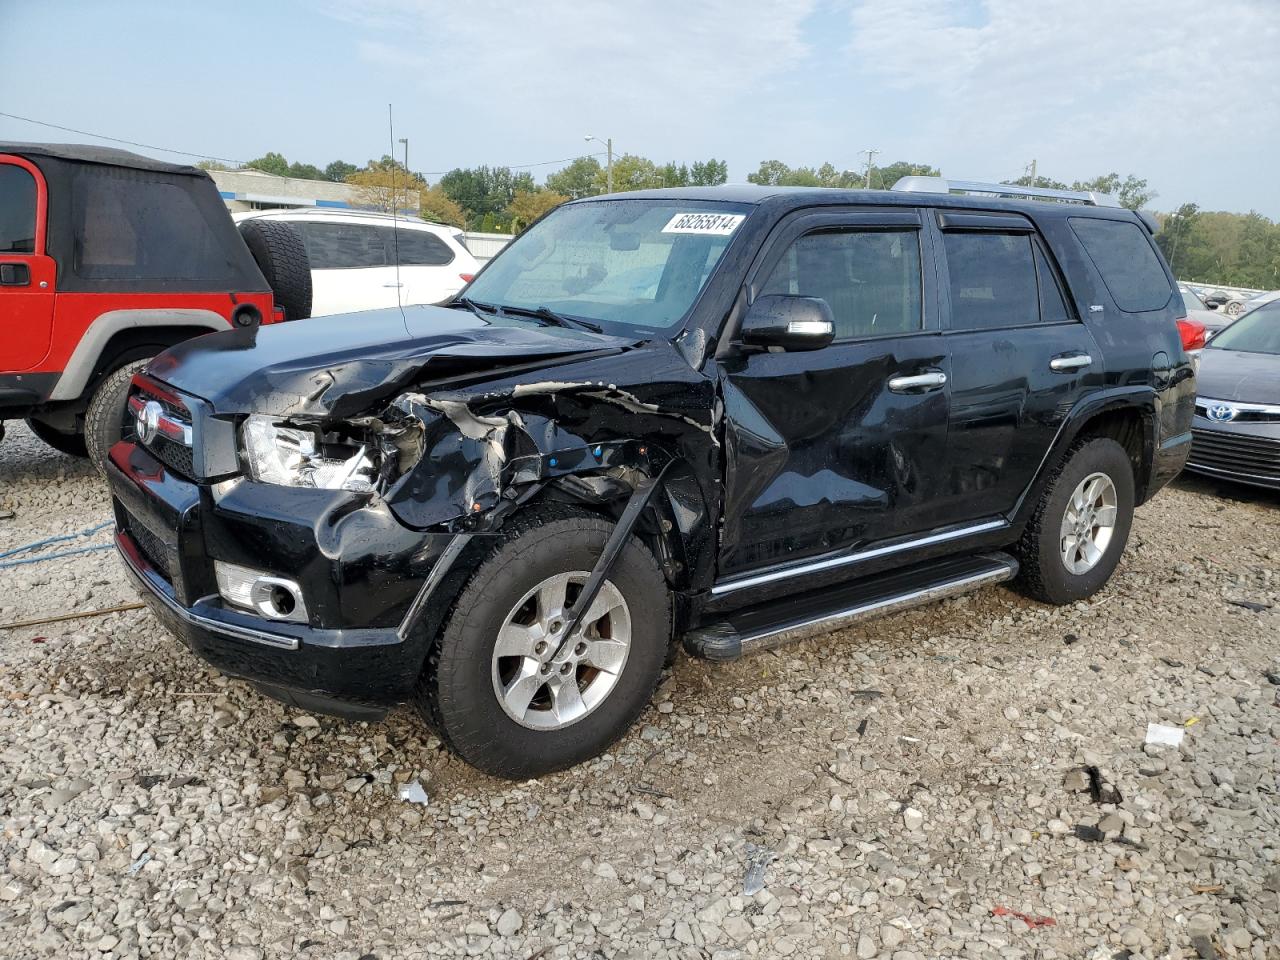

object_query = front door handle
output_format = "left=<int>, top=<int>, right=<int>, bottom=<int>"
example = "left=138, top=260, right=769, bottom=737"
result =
left=0, top=263, right=31, bottom=286
left=888, top=370, right=947, bottom=394
left=1049, top=353, right=1092, bottom=372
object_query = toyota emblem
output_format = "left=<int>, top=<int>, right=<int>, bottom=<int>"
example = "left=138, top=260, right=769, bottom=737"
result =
left=136, top=400, right=163, bottom=444
left=1207, top=402, right=1237, bottom=423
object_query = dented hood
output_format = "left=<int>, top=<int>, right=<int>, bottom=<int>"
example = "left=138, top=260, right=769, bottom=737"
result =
left=147, top=303, right=635, bottom=418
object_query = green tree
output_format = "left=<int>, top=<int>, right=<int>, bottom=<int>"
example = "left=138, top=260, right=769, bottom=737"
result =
left=594, top=154, right=661, bottom=193
left=1155, top=203, right=1200, bottom=276
left=196, top=160, right=231, bottom=172
left=690, top=159, right=728, bottom=186
left=346, top=157, right=424, bottom=213
left=287, top=161, right=325, bottom=181
left=546, top=156, right=603, bottom=199
left=419, top=186, right=467, bottom=228
left=656, top=162, right=690, bottom=188
left=246, top=152, right=290, bottom=176
left=324, top=160, right=359, bottom=183
left=506, top=189, right=569, bottom=231
left=871, top=160, right=941, bottom=189
left=439, top=166, right=536, bottom=226
left=1073, top=173, right=1156, bottom=210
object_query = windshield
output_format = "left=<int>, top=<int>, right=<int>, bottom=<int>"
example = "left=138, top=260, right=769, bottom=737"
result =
left=464, top=199, right=752, bottom=336
left=1181, top=287, right=1207, bottom=311
left=1208, top=302, right=1280, bottom=354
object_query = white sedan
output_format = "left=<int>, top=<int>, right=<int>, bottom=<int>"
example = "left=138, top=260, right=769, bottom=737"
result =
left=234, top=209, right=478, bottom=316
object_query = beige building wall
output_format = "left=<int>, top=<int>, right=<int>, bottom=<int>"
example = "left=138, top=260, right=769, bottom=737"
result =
left=209, top=169, right=418, bottom=212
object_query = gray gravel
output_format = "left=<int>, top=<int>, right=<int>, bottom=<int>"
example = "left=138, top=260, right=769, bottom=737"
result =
left=2, top=419, right=1278, bottom=960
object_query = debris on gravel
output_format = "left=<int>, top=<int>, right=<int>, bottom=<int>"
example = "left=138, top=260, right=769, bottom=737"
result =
left=2, top=421, right=1279, bottom=959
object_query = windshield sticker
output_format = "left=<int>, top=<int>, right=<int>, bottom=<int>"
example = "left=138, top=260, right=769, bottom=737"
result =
left=661, top=212, right=745, bottom=236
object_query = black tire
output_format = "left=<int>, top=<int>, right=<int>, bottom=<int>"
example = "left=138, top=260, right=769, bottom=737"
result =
left=84, top=358, right=151, bottom=476
left=238, top=219, right=312, bottom=321
left=1013, top=437, right=1135, bottom=605
left=416, top=514, right=671, bottom=779
left=25, top=415, right=88, bottom=458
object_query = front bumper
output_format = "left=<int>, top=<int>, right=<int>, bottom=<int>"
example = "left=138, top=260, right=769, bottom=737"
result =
left=107, top=439, right=461, bottom=710
left=1185, top=417, right=1280, bottom=490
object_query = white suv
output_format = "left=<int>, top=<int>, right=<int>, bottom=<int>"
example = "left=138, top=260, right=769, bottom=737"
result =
left=233, top=209, right=479, bottom=316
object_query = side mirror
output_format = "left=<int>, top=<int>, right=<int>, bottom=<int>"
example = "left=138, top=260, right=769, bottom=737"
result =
left=739, top=295, right=835, bottom=351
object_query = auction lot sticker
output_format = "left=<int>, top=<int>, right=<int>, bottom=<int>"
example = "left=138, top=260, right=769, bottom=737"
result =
left=661, top=212, right=745, bottom=235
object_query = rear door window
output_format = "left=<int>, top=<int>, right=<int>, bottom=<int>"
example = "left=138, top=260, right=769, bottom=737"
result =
left=386, top=228, right=454, bottom=266
left=1069, top=217, right=1172, bottom=312
left=943, top=232, right=1039, bottom=330
left=0, top=164, right=37, bottom=253
left=294, top=222, right=388, bottom=269
left=1034, top=242, right=1073, bottom=322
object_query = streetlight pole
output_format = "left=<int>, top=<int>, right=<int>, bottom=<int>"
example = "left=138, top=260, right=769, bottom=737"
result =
left=585, top=135, right=613, bottom=193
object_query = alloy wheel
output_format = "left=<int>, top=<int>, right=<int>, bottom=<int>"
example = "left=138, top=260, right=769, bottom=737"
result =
left=491, top=571, right=632, bottom=731
left=1059, top=471, right=1118, bottom=575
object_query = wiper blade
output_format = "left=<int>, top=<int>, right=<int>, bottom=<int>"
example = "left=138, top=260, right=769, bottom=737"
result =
left=501, top=304, right=603, bottom=334
left=451, top=296, right=500, bottom=321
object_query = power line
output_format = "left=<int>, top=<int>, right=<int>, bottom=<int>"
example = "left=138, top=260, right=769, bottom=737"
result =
left=0, top=110, right=608, bottom=178
left=0, top=110, right=251, bottom=165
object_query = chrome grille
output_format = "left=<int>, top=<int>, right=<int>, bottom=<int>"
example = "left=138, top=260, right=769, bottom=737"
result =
left=1189, top=428, right=1280, bottom=480
left=129, top=380, right=195, bottom=478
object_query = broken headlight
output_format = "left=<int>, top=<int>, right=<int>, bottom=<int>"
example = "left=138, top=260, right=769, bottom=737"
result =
left=241, top=415, right=378, bottom=493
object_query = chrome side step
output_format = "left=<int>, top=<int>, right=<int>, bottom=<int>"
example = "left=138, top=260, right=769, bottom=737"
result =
left=684, top=552, right=1019, bottom=661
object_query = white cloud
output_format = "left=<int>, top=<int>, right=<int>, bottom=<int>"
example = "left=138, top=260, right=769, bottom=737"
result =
left=849, top=0, right=1280, bottom=144
left=330, top=0, right=818, bottom=132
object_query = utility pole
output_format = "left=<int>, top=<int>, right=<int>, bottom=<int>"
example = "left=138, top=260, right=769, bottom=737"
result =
left=586, top=135, right=613, bottom=193
left=860, top=148, right=879, bottom=189
left=1026, top=158, right=1037, bottom=187
left=398, top=138, right=409, bottom=175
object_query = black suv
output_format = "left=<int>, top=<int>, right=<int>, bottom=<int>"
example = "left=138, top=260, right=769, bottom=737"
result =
left=107, top=180, right=1196, bottom=778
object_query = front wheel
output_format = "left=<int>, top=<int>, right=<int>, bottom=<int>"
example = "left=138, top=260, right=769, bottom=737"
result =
left=1013, top=437, right=1135, bottom=605
left=84, top=358, right=152, bottom=476
left=416, top=514, right=670, bottom=779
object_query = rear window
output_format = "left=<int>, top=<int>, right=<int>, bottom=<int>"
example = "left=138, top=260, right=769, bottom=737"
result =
left=0, top=164, right=36, bottom=253
left=72, top=165, right=241, bottom=282
left=1069, top=217, right=1172, bottom=313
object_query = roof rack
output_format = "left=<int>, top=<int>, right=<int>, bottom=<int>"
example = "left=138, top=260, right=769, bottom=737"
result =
left=891, top=176, right=1120, bottom=208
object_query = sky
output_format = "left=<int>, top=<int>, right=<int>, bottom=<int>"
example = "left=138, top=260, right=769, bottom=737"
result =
left=3, top=0, right=1278, bottom=216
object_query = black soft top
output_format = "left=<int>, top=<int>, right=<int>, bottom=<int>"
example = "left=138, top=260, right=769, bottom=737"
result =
left=2, top=142, right=266, bottom=294
left=0, top=141, right=208, bottom=177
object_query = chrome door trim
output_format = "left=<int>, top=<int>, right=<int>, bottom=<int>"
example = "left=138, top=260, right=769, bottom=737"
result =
left=711, top=518, right=1008, bottom=596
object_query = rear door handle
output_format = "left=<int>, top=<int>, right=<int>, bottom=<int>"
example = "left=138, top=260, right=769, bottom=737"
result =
left=382, top=282, right=404, bottom=288
left=888, top=371, right=947, bottom=393
left=1049, top=353, right=1092, bottom=372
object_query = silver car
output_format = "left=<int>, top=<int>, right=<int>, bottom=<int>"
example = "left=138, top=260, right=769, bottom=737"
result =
left=1187, top=301, right=1280, bottom=490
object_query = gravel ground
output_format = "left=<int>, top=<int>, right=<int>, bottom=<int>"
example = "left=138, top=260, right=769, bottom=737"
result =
left=1, top=419, right=1278, bottom=960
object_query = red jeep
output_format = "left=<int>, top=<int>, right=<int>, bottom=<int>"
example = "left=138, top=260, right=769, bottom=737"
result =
left=0, top=143, right=311, bottom=469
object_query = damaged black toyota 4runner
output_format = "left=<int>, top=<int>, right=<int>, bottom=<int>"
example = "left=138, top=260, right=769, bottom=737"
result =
left=108, top=179, right=1196, bottom=778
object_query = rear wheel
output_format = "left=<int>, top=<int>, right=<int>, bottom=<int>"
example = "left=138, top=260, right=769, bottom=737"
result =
left=1013, top=437, right=1135, bottom=605
left=416, top=515, right=670, bottom=779
left=84, top=358, right=151, bottom=476
left=26, top=415, right=88, bottom=458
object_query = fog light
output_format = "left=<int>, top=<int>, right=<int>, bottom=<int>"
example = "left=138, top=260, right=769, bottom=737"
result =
left=214, top=561, right=308, bottom=624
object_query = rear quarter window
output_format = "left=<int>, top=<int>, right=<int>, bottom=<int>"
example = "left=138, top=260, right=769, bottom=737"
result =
left=1068, top=216, right=1172, bottom=313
